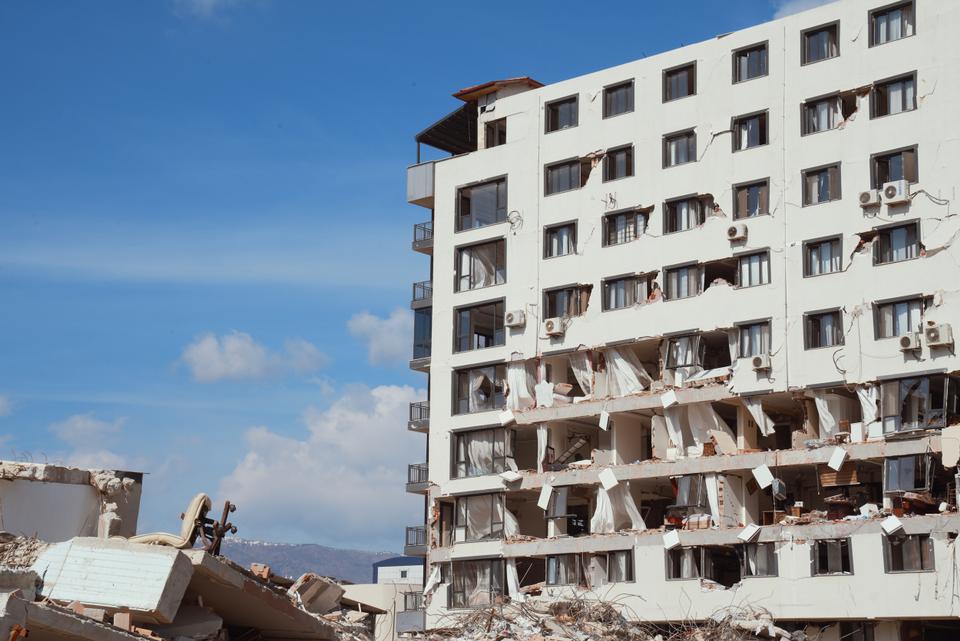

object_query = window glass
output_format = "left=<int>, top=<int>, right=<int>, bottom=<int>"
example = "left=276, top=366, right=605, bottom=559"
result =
left=603, top=82, right=634, bottom=118
left=664, top=131, right=696, bottom=167
left=812, top=539, right=852, bottom=575
left=804, top=238, right=842, bottom=275
left=604, top=146, right=634, bottom=181
left=603, top=277, right=637, bottom=311
left=740, top=542, right=778, bottom=577
left=457, top=179, right=507, bottom=231
left=876, top=298, right=923, bottom=338
left=734, top=44, right=767, bottom=82
left=734, top=181, right=768, bottom=219
left=454, top=366, right=506, bottom=415
left=805, top=311, right=844, bottom=348
left=664, top=198, right=702, bottom=233
left=546, top=97, right=578, bottom=132
left=455, top=301, right=505, bottom=352
left=734, top=113, right=768, bottom=150
left=484, top=118, right=507, bottom=147
left=803, top=165, right=840, bottom=205
left=739, top=322, right=771, bottom=358
left=455, top=240, right=505, bottom=291
left=738, top=252, right=770, bottom=287
left=876, top=223, right=919, bottom=264
left=665, top=265, right=701, bottom=300
left=872, top=3, right=914, bottom=46
left=803, top=24, right=839, bottom=64
left=664, top=64, right=696, bottom=101
left=873, top=75, right=916, bottom=117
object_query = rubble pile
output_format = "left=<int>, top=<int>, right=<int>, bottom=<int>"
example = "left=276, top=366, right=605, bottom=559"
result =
left=0, top=535, right=47, bottom=568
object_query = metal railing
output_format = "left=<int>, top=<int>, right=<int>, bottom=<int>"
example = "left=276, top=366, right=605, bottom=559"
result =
left=405, top=526, right=427, bottom=547
left=407, top=463, right=429, bottom=484
left=409, top=401, right=430, bottom=423
left=412, top=280, right=433, bottom=303
left=413, top=221, right=433, bottom=245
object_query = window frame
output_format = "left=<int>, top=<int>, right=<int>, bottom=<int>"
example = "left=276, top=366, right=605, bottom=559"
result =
left=732, top=178, right=770, bottom=220
left=544, top=157, right=589, bottom=196
left=545, top=554, right=581, bottom=586
left=454, top=493, right=506, bottom=542
left=737, top=320, right=772, bottom=359
left=869, top=1, right=915, bottom=48
left=663, top=195, right=704, bottom=234
left=801, top=21, right=840, bottom=65
left=543, top=285, right=589, bottom=319
left=732, top=41, right=769, bottom=84
left=603, top=80, right=635, bottom=119
left=804, top=308, right=845, bottom=350
left=662, top=128, right=697, bottom=168
left=870, top=145, right=919, bottom=188
left=484, top=117, right=507, bottom=148
left=453, top=298, right=506, bottom=354
left=665, top=333, right=703, bottom=369
left=801, top=162, right=842, bottom=206
left=810, top=538, right=854, bottom=576
left=739, top=541, right=779, bottom=578
left=735, top=250, right=771, bottom=289
left=456, top=176, right=508, bottom=233
left=873, top=220, right=921, bottom=266
left=454, top=238, right=507, bottom=293
left=545, top=95, right=579, bottom=133
left=603, top=144, right=634, bottom=182
left=602, top=208, right=648, bottom=247
left=543, top=222, right=578, bottom=259
left=606, top=550, right=635, bottom=583
left=452, top=365, right=508, bottom=416
left=883, top=533, right=934, bottom=573
left=450, top=426, right=515, bottom=478
left=731, top=110, right=769, bottom=152
left=601, top=273, right=648, bottom=312
left=662, top=62, right=697, bottom=102
left=870, top=71, right=917, bottom=119
left=872, top=295, right=927, bottom=340
left=449, top=559, right=504, bottom=609
left=663, top=263, right=702, bottom=301
left=803, top=235, right=843, bottom=277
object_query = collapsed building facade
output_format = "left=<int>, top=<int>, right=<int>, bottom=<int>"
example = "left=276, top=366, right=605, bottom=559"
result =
left=403, top=1, right=960, bottom=638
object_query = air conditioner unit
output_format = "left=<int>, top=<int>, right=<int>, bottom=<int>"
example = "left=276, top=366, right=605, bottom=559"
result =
left=504, top=310, right=526, bottom=328
left=543, top=317, right=565, bottom=337
left=925, top=323, right=954, bottom=348
left=858, top=189, right=881, bottom=208
left=883, top=180, right=911, bottom=205
left=727, top=223, right=747, bottom=241
left=751, top=353, right=771, bottom=371
left=899, top=333, right=921, bottom=352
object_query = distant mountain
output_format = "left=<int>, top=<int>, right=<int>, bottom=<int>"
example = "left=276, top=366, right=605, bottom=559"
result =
left=220, top=538, right=399, bottom=584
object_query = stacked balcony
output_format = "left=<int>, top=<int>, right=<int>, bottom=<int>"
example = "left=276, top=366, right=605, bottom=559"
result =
left=403, top=525, right=427, bottom=556
left=405, top=463, right=429, bottom=494
left=408, top=401, right=430, bottom=432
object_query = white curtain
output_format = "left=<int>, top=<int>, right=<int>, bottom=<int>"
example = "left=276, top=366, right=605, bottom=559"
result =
left=504, top=507, right=519, bottom=538
left=468, top=369, right=489, bottom=412
left=687, top=402, right=734, bottom=445
left=423, top=566, right=442, bottom=597
left=812, top=390, right=838, bottom=438
left=590, top=486, right=615, bottom=534
left=857, top=384, right=879, bottom=429
left=568, top=351, right=593, bottom=397
left=704, top=473, right=720, bottom=526
left=506, top=559, right=524, bottom=603
left=465, top=562, right=489, bottom=606
left=506, top=362, right=535, bottom=411
left=536, top=425, right=549, bottom=473
left=585, top=555, right=606, bottom=588
left=462, top=430, right=494, bottom=476
left=604, top=347, right=653, bottom=396
left=611, top=482, right=646, bottom=531
left=744, top=397, right=775, bottom=437
left=663, top=406, right=687, bottom=451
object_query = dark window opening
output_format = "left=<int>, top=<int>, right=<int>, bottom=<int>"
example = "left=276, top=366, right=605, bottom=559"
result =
left=413, top=308, right=432, bottom=359
left=455, top=300, right=505, bottom=353
left=664, top=197, right=705, bottom=234
left=804, top=310, right=844, bottom=349
left=449, top=559, right=504, bottom=608
left=454, top=494, right=505, bottom=542
left=872, top=74, right=916, bottom=118
left=802, top=164, right=841, bottom=205
left=603, top=81, right=634, bottom=118
left=733, top=112, right=768, bottom=150
left=663, top=63, right=696, bottom=101
left=451, top=427, right=514, bottom=477
left=544, top=285, right=592, bottom=318
left=874, top=297, right=927, bottom=339
left=455, top=239, right=506, bottom=292
left=664, top=264, right=701, bottom=300
left=883, top=533, right=934, bottom=572
left=663, top=130, right=696, bottom=167
left=545, top=158, right=593, bottom=195
left=874, top=222, right=919, bottom=265
left=666, top=545, right=741, bottom=587
left=544, top=223, right=577, bottom=258
left=546, top=96, right=578, bottom=133
left=738, top=542, right=778, bottom=577
left=881, top=375, right=958, bottom=433
left=872, top=147, right=918, bottom=187
left=884, top=454, right=930, bottom=493
left=739, top=322, right=771, bottom=358
left=802, top=22, right=839, bottom=64
left=802, top=93, right=857, bottom=135
left=870, top=2, right=914, bottom=46
left=484, top=118, right=507, bottom=148
left=811, top=538, right=852, bottom=575
left=603, top=145, right=634, bottom=182
left=734, top=180, right=769, bottom=219
left=603, top=209, right=649, bottom=246
left=733, top=43, right=768, bottom=82
left=804, top=236, right=842, bottom=276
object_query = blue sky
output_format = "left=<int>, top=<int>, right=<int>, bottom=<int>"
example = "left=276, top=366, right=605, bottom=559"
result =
left=0, top=0, right=828, bottom=551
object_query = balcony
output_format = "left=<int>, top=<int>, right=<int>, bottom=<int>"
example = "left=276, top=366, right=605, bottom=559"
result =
left=412, top=221, right=433, bottom=254
left=407, top=161, right=435, bottom=208
left=408, top=401, right=429, bottom=433
left=406, top=463, right=429, bottom=494
left=395, top=593, right=425, bottom=633
left=411, top=280, right=432, bottom=310
left=404, top=526, right=427, bottom=557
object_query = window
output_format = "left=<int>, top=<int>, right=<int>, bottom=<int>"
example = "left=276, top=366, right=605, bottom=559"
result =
left=449, top=559, right=503, bottom=608
left=544, top=286, right=590, bottom=318
left=666, top=547, right=701, bottom=580
left=872, top=147, right=918, bottom=187
left=546, top=554, right=580, bottom=586
left=672, top=474, right=706, bottom=507
left=804, top=237, right=842, bottom=276
left=545, top=158, right=591, bottom=195
left=455, top=239, right=505, bottom=292
left=872, top=74, right=916, bottom=117
left=603, top=81, right=634, bottom=118
left=737, top=251, right=770, bottom=288
left=870, top=2, right=914, bottom=46
left=454, top=365, right=506, bottom=415
left=875, top=222, right=920, bottom=265
left=413, top=308, right=432, bottom=359
left=802, top=94, right=856, bottom=135
left=663, top=63, right=696, bottom=101
left=874, top=297, right=926, bottom=339
left=802, top=22, right=839, bottom=64
left=546, top=96, right=578, bottom=133
left=455, top=300, right=505, bottom=352
left=452, top=426, right=514, bottom=476
left=603, top=145, right=634, bottom=182
left=733, top=43, right=768, bottom=83
left=454, top=494, right=505, bottom=542
left=802, top=164, right=841, bottom=205
left=457, top=178, right=507, bottom=231
left=666, top=546, right=741, bottom=586
left=544, top=223, right=576, bottom=258
left=664, top=197, right=703, bottom=233
left=840, top=623, right=876, bottom=641
left=664, top=265, right=701, bottom=300
left=607, top=551, right=634, bottom=582
left=663, top=130, right=696, bottom=167
left=811, top=538, right=853, bottom=575
left=602, top=275, right=652, bottom=311
left=738, top=321, right=771, bottom=358
left=603, top=209, right=648, bottom=246
left=666, top=334, right=703, bottom=369
left=733, top=112, right=768, bottom=151
left=805, top=310, right=844, bottom=349
left=884, top=454, right=930, bottom=493
left=884, top=534, right=934, bottom=573
left=400, top=570, right=408, bottom=579
left=484, top=118, right=507, bottom=148
left=880, top=375, right=955, bottom=433
left=739, top=542, right=778, bottom=577
left=734, top=180, right=769, bottom=219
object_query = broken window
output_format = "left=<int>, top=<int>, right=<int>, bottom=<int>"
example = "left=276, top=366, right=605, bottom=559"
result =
left=804, top=236, right=842, bottom=276
left=874, top=222, right=919, bottom=265
left=413, top=308, right=432, bottom=359
left=603, top=81, right=634, bottom=118
left=666, top=334, right=702, bottom=368
left=802, top=94, right=856, bottom=135
left=734, top=180, right=769, bottom=219
left=870, top=2, right=914, bottom=47
left=811, top=538, right=853, bottom=575
left=872, top=73, right=916, bottom=118
left=737, top=251, right=770, bottom=288
left=738, top=321, right=771, bottom=358
left=545, top=95, right=578, bottom=133
left=671, top=474, right=706, bottom=508
left=546, top=554, right=581, bottom=586
left=449, top=559, right=504, bottom=609
left=883, top=533, right=934, bottom=572
left=454, top=365, right=506, bottom=415
left=874, top=297, right=926, bottom=339
left=802, top=163, right=841, bottom=205
left=455, top=300, right=505, bottom=352
left=666, top=546, right=741, bottom=587
left=804, top=309, right=844, bottom=349
left=664, top=264, right=701, bottom=300
left=451, top=426, right=514, bottom=477
left=802, top=22, right=839, bottom=64
left=739, top=542, right=778, bottom=577
left=544, top=223, right=576, bottom=258
left=455, top=239, right=506, bottom=292
left=603, top=209, right=648, bottom=246
left=545, top=158, right=592, bottom=195
left=664, top=197, right=703, bottom=233
left=603, top=145, right=634, bottom=182
left=457, top=178, right=507, bottom=231
left=484, top=118, right=507, bottom=148
left=454, top=494, right=505, bottom=542
left=666, top=547, right=701, bottom=580
left=871, top=146, right=918, bottom=187
left=607, top=550, right=634, bottom=582
left=733, top=111, right=768, bottom=151
left=881, top=376, right=952, bottom=433
left=840, top=623, right=876, bottom=641
left=663, top=62, right=696, bottom=102
left=884, top=454, right=930, bottom=493
left=663, top=130, right=696, bottom=167
left=733, top=42, right=768, bottom=83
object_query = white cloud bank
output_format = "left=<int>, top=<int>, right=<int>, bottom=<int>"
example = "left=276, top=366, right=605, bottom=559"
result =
left=772, top=0, right=838, bottom=19
left=219, top=384, right=423, bottom=548
left=181, top=331, right=328, bottom=383
left=48, top=414, right=129, bottom=469
left=347, top=309, right=412, bottom=366
left=0, top=396, right=11, bottom=417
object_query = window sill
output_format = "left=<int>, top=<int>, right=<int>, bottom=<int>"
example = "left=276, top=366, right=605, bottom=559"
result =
left=454, top=220, right=508, bottom=235
left=804, top=344, right=845, bottom=351
left=801, top=198, right=842, bottom=208
left=733, top=212, right=770, bottom=221
left=602, top=110, right=635, bottom=120
left=543, top=252, right=577, bottom=261
left=868, top=33, right=916, bottom=49
left=870, top=107, right=917, bottom=121
left=663, top=159, right=697, bottom=169
left=545, top=125, right=579, bottom=135
left=455, top=281, right=507, bottom=295
left=454, top=343, right=507, bottom=356
left=801, top=54, right=840, bottom=67
left=874, top=255, right=921, bottom=267
left=602, top=174, right=634, bottom=184
left=544, top=187, right=583, bottom=198
left=735, top=282, right=772, bottom=290
left=733, top=142, right=770, bottom=153
left=663, top=93, right=697, bottom=104
left=733, top=73, right=769, bottom=85
left=884, top=568, right=935, bottom=574
left=802, top=270, right=842, bottom=279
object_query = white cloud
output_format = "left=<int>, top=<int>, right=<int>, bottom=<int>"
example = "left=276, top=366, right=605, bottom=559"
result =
left=218, top=384, right=423, bottom=548
left=49, top=414, right=129, bottom=469
left=772, top=0, right=838, bottom=19
left=347, top=309, right=413, bottom=366
left=0, top=395, right=11, bottom=417
left=180, top=331, right=329, bottom=383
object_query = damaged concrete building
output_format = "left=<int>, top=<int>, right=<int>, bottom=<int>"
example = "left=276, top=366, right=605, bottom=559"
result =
left=403, top=0, right=960, bottom=638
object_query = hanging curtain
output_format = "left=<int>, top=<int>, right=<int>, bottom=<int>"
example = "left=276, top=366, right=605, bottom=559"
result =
left=473, top=244, right=496, bottom=288
left=504, top=508, right=519, bottom=538
left=857, top=384, right=879, bottom=430
left=610, top=482, right=646, bottom=531
left=585, top=555, right=606, bottom=588
left=812, top=390, right=838, bottom=438
left=423, top=566, right=442, bottom=597
left=464, top=430, right=494, bottom=476
left=466, top=562, right=489, bottom=606
left=506, top=362, right=534, bottom=410
left=506, top=559, right=524, bottom=602
left=704, top=473, right=721, bottom=526
left=603, top=347, right=653, bottom=396
left=568, top=351, right=594, bottom=397
left=590, top=486, right=615, bottom=534
left=536, top=425, right=549, bottom=473
left=743, top=397, right=776, bottom=437
left=663, top=406, right=687, bottom=451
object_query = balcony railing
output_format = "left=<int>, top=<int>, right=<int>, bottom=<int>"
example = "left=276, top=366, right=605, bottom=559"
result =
left=412, top=280, right=433, bottom=306
left=407, top=463, right=429, bottom=484
left=408, top=401, right=429, bottom=432
left=412, top=221, right=433, bottom=253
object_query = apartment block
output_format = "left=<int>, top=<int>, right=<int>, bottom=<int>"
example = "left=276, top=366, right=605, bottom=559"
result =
left=404, top=1, right=960, bottom=638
